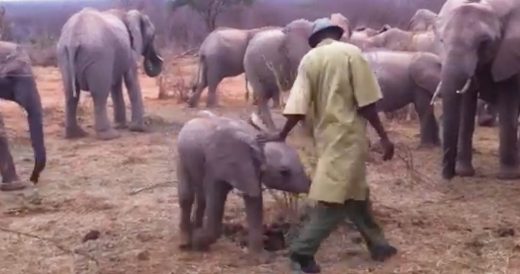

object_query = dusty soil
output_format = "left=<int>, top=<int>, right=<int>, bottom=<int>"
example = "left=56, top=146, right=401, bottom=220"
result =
left=1, top=56, right=520, bottom=274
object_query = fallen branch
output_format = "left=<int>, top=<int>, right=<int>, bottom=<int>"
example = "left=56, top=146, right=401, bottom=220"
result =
left=171, top=48, right=197, bottom=59
left=0, top=226, right=99, bottom=267
left=394, top=143, right=434, bottom=184
left=128, top=181, right=174, bottom=195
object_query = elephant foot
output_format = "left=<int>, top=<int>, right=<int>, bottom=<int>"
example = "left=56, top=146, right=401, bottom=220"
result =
left=65, top=127, right=88, bottom=139
left=417, top=142, right=439, bottom=149
left=248, top=249, right=274, bottom=265
left=369, top=244, right=398, bottom=262
left=0, top=181, right=29, bottom=191
left=455, top=162, right=475, bottom=177
left=191, top=229, right=213, bottom=251
left=206, top=102, right=221, bottom=109
left=128, top=122, right=148, bottom=132
left=178, top=231, right=193, bottom=251
left=497, top=166, right=520, bottom=180
left=96, top=129, right=120, bottom=140
left=114, top=122, right=127, bottom=129
left=187, top=97, right=199, bottom=108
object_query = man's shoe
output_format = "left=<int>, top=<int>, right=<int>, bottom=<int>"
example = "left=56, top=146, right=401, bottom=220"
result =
left=289, top=253, right=321, bottom=273
left=370, top=244, right=397, bottom=262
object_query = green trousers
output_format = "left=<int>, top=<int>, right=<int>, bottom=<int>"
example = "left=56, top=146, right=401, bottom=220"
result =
left=290, top=193, right=389, bottom=256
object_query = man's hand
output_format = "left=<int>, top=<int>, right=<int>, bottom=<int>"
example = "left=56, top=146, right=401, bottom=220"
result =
left=256, top=115, right=304, bottom=144
left=380, top=138, right=394, bottom=161
left=257, top=132, right=284, bottom=143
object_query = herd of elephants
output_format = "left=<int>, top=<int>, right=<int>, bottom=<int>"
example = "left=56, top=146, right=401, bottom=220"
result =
left=0, top=0, right=520, bottom=262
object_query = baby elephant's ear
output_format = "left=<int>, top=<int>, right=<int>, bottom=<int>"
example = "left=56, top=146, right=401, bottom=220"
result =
left=205, top=128, right=263, bottom=197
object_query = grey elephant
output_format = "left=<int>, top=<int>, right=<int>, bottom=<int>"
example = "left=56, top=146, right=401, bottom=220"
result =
left=243, top=13, right=352, bottom=109
left=176, top=111, right=310, bottom=258
left=408, top=9, right=438, bottom=31
left=350, top=26, right=439, bottom=55
left=56, top=8, right=163, bottom=140
left=435, top=0, right=520, bottom=179
left=243, top=19, right=315, bottom=131
left=364, top=50, right=442, bottom=146
left=0, top=42, right=46, bottom=190
left=187, top=26, right=279, bottom=108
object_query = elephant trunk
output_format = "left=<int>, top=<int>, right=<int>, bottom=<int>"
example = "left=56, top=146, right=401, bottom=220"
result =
left=439, top=59, right=474, bottom=179
left=143, top=35, right=163, bottom=77
left=19, top=80, right=46, bottom=183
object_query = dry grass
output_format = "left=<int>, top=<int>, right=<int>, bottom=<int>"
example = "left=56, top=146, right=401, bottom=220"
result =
left=1, top=56, right=520, bottom=274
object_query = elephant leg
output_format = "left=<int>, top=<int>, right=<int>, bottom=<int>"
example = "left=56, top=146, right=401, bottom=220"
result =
left=192, top=181, right=231, bottom=251
left=497, top=80, right=520, bottom=179
left=205, top=80, right=221, bottom=108
left=91, top=91, right=120, bottom=140
left=178, top=177, right=195, bottom=250
left=272, top=91, right=281, bottom=109
left=111, top=78, right=127, bottom=129
left=456, top=87, right=478, bottom=177
left=477, top=101, right=497, bottom=127
left=244, top=195, right=265, bottom=255
left=187, top=82, right=206, bottom=108
left=414, top=90, right=439, bottom=147
left=257, top=96, right=276, bottom=132
left=64, top=82, right=87, bottom=139
left=0, top=118, right=18, bottom=183
left=193, top=190, right=206, bottom=228
left=124, top=68, right=146, bottom=132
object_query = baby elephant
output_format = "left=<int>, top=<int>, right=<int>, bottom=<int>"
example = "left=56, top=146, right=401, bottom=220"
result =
left=176, top=112, right=310, bottom=258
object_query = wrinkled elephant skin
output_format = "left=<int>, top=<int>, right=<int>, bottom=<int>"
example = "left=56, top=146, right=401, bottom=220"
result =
left=364, top=50, right=442, bottom=147
left=176, top=112, right=310, bottom=256
left=57, top=8, right=162, bottom=140
left=436, top=0, right=520, bottom=179
left=0, top=41, right=46, bottom=187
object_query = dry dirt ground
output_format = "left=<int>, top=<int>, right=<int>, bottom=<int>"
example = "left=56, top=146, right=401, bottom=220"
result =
left=1, top=56, right=520, bottom=274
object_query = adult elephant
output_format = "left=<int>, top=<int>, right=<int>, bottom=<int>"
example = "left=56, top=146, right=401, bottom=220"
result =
left=56, top=8, right=163, bottom=140
left=435, top=0, right=520, bottom=179
left=0, top=42, right=46, bottom=190
left=243, top=13, right=353, bottom=109
left=364, top=50, right=442, bottom=146
left=187, top=26, right=279, bottom=108
left=408, top=9, right=438, bottom=31
left=243, top=19, right=314, bottom=131
left=350, top=26, right=439, bottom=54
left=286, top=0, right=445, bottom=31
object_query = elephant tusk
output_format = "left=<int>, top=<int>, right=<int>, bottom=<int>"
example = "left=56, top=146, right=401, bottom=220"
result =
left=456, top=78, right=471, bottom=94
left=430, top=81, right=442, bottom=105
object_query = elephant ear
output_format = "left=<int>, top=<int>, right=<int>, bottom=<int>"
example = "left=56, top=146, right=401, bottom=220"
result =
left=410, top=53, right=442, bottom=95
left=330, top=13, right=352, bottom=39
left=125, top=10, right=144, bottom=56
left=491, top=9, right=520, bottom=82
left=205, top=125, right=264, bottom=197
left=0, top=42, right=32, bottom=77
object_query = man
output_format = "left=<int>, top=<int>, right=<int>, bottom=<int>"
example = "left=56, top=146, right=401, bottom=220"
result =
left=258, top=18, right=398, bottom=273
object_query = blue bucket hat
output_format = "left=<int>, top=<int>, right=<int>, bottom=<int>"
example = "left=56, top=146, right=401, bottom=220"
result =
left=308, top=18, right=344, bottom=48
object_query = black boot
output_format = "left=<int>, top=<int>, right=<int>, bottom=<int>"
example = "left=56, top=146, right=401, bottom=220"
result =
left=369, top=244, right=397, bottom=262
left=289, top=253, right=321, bottom=273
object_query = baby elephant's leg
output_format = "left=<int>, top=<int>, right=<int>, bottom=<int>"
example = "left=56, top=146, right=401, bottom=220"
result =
left=192, top=182, right=231, bottom=251
left=177, top=161, right=195, bottom=250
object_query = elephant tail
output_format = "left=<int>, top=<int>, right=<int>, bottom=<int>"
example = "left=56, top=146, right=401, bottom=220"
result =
left=64, top=45, right=79, bottom=98
left=244, top=76, right=250, bottom=102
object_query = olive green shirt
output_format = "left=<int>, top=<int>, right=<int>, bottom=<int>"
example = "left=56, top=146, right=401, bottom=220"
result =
left=284, top=39, right=382, bottom=203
